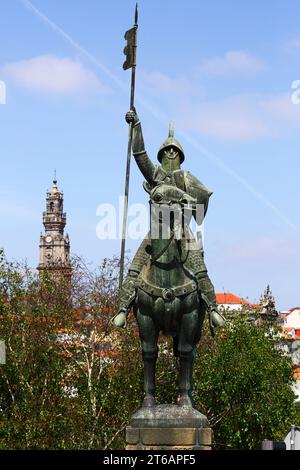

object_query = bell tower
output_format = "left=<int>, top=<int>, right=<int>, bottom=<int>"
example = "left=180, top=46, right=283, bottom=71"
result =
left=38, top=178, right=71, bottom=279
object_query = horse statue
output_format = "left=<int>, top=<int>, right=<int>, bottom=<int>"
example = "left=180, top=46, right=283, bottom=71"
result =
left=112, top=109, right=225, bottom=408
left=136, top=184, right=207, bottom=407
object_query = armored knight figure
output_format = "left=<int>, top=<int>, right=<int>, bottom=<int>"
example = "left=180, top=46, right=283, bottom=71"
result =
left=113, top=109, right=223, bottom=333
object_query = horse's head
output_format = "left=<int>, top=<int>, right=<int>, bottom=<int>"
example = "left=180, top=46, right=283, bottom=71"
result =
left=149, top=184, right=197, bottom=238
left=150, top=183, right=196, bottom=207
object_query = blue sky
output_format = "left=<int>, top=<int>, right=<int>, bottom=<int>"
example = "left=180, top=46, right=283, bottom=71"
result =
left=0, top=0, right=300, bottom=309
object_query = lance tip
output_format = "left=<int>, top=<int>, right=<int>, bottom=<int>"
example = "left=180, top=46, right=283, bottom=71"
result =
left=135, top=2, right=138, bottom=25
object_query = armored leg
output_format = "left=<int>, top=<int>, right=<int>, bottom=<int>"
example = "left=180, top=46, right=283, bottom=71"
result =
left=178, top=351, right=196, bottom=407
left=142, top=355, right=157, bottom=407
left=136, top=309, right=159, bottom=407
left=189, top=247, right=216, bottom=306
left=118, top=270, right=138, bottom=316
left=118, top=234, right=150, bottom=315
left=188, top=247, right=226, bottom=335
left=177, top=309, right=202, bottom=407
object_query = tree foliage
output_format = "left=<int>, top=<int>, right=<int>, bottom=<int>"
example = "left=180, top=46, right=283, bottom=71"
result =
left=0, top=250, right=297, bottom=449
left=194, top=320, right=297, bottom=449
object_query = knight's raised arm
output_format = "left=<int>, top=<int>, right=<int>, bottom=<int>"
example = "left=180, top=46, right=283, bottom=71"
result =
left=125, top=109, right=155, bottom=184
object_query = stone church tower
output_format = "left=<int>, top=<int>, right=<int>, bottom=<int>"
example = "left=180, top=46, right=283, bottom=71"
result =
left=38, top=178, right=72, bottom=280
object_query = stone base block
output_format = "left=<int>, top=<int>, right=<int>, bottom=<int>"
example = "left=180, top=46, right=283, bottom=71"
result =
left=126, top=405, right=213, bottom=450
left=126, top=444, right=212, bottom=450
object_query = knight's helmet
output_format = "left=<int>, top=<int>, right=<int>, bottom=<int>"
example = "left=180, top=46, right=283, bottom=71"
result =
left=157, top=122, right=185, bottom=163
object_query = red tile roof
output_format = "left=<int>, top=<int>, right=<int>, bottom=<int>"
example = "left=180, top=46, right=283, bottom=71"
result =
left=283, top=327, right=300, bottom=340
left=216, top=293, right=258, bottom=309
left=293, top=367, right=300, bottom=380
left=216, top=293, right=244, bottom=304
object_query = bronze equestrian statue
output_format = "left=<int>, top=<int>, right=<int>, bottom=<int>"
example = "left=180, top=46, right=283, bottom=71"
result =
left=112, top=108, right=224, bottom=408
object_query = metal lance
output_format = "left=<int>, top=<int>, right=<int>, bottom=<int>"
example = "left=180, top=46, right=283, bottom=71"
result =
left=118, top=3, right=138, bottom=303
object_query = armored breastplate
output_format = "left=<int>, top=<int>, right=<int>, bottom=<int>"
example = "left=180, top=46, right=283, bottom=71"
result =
left=143, top=166, right=186, bottom=194
left=143, top=166, right=212, bottom=219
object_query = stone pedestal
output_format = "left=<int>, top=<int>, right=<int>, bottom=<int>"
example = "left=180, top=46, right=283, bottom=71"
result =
left=126, top=405, right=213, bottom=450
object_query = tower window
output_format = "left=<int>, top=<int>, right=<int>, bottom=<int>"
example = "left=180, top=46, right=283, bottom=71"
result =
left=50, top=202, right=54, bottom=211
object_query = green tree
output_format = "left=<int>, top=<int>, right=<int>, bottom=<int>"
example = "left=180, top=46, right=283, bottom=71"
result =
left=0, top=250, right=76, bottom=448
left=0, top=250, right=297, bottom=450
left=0, top=251, right=142, bottom=449
left=193, top=319, right=297, bottom=449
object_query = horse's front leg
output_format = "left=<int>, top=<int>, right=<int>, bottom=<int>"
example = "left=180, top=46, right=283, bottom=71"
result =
left=177, top=301, right=204, bottom=407
left=136, top=307, right=159, bottom=407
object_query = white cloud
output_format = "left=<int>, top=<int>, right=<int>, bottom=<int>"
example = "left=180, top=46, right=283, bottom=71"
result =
left=177, top=95, right=270, bottom=140
left=198, top=50, right=267, bottom=75
left=174, top=92, right=300, bottom=141
left=3, top=55, right=106, bottom=94
left=139, top=74, right=300, bottom=141
left=286, top=37, right=300, bottom=51
left=224, top=237, right=300, bottom=260
left=263, top=93, right=300, bottom=125
left=139, top=70, right=202, bottom=97
left=0, top=198, right=39, bottom=221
